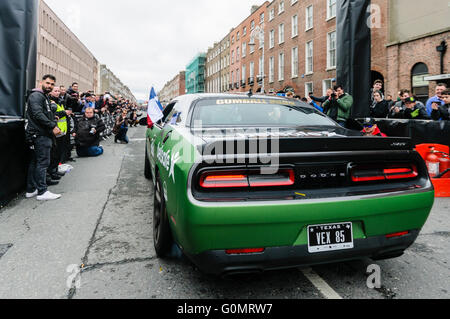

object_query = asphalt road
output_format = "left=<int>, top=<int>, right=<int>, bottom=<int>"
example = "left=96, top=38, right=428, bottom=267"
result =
left=0, top=125, right=448, bottom=299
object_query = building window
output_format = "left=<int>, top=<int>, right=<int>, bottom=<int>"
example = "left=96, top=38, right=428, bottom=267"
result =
left=306, top=5, right=313, bottom=30
left=250, top=61, right=255, bottom=79
left=231, top=50, right=235, bottom=64
left=269, top=29, right=275, bottom=48
left=292, top=15, right=298, bottom=38
left=291, top=47, right=298, bottom=78
left=236, top=47, right=240, bottom=61
left=327, top=31, right=337, bottom=69
left=243, top=27, right=247, bottom=36
left=269, top=57, right=274, bottom=83
left=411, top=63, right=430, bottom=103
left=242, top=42, right=247, bottom=57
left=269, top=8, right=275, bottom=21
left=305, top=82, right=314, bottom=97
left=279, top=0, right=285, bottom=14
left=323, top=79, right=333, bottom=96
left=237, top=32, right=240, bottom=41
left=251, top=20, right=255, bottom=30
left=279, top=24, right=285, bottom=44
left=232, top=36, right=235, bottom=44
left=327, top=0, right=337, bottom=20
left=278, top=52, right=285, bottom=81
left=306, top=41, right=314, bottom=74
left=260, top=13, right=265, bottom=24
left=242, top=65, right=246, bottom=82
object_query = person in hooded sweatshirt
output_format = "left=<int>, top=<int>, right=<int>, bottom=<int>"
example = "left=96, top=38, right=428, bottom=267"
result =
left=369, top=91, right=389, bottom=119
left=25, top=75, right=62, bottom=201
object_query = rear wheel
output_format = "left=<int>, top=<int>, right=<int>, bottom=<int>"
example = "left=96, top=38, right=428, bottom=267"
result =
left=153, top=171, right=173, bottom=257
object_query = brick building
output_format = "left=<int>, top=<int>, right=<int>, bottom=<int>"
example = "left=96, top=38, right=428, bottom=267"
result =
left=99, top=64, right=137, bottom=103
left=262, top=0, right=450, bottom=102
left=229, top=3, right=270, bottom=93
left=182, top=0, right=450, bottom=103
left=37, top=0, right=97, bottom=92
left=205, top=30, right=232, bottom=94
left=37, top=0, right=136, bottom=101
left=384, top=0, right=449, bottom=103
left=159, top=71, right=186, bottom=105
left=263, top=0, right=338, bottom=97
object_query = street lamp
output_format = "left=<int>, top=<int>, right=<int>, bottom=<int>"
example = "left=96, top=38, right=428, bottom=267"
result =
left=248, top=23, right=265, bottom=94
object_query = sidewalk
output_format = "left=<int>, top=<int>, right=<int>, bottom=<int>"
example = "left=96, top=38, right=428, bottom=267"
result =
left=0, top=127, right=146, bottom=299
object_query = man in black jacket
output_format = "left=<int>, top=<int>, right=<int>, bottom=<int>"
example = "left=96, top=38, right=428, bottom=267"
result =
left=75, top=107, right=106, bottom=157
left=431, top=89, right=450, bottom=121
left=65, top=82, right=82, bottom=113
left=25, top=75, right=62, bottom=201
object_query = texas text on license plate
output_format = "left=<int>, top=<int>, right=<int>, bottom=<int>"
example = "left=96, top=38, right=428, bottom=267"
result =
left=308, top=222, right=354, bottom=253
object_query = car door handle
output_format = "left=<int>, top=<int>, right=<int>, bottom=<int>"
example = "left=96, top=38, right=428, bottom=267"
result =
left=163, top=131, right=172, bottom=144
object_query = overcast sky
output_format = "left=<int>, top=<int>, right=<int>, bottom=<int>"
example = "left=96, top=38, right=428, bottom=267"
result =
left=44, top=0, right=267, bottom=100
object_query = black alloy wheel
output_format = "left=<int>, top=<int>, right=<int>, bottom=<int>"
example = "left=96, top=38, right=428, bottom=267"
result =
left=153, top=171, right=173, bottom=257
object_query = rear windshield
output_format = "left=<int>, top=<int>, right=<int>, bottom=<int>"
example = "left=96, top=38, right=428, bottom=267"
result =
left=191, top=98, right=336, bottom=127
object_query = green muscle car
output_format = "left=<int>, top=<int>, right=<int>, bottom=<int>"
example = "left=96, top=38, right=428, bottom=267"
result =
left=144, top=93, right=434, bottom=276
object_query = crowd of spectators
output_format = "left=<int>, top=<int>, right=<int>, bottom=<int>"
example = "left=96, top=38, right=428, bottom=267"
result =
left=371, top=82, right=449, bottom=121
left=263, top=80, right=449, bottom=138
left=269, top=80, right=449, bottom=127
left=25, top=74, right=141, bottom=201
left=266, top=84, right=355, bottom=129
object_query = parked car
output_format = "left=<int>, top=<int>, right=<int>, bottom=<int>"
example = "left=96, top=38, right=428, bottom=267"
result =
left=144, top=93, right=434, bottom=276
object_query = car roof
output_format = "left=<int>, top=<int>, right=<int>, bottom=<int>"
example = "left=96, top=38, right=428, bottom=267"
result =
left=173, top=93, right=292, bottom=104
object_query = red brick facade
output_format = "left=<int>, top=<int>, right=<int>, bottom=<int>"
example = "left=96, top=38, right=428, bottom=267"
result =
left=159, top=71, right=186, bottom=104
left=263, top=0, right=337, bottom=97
left=229, top=2, right=269, bottom=93
left=202, top=0, right=450, bottom=103
left=386, top=32, right=450, bottom=99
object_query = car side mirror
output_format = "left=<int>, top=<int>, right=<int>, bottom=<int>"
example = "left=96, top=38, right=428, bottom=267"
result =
left=139, top=117, right=148, bottom=126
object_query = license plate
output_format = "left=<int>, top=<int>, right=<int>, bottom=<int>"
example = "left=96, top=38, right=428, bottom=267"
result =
left=308, top=222, right=354, bottom=253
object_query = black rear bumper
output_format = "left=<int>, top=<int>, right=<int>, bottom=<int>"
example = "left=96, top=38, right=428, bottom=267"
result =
left=185, top=230, right=420, bottom=276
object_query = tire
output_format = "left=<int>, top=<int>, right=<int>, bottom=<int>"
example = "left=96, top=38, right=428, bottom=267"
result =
left=144, top=144, right=152, bottom=180
left=153, top=171, right=173, bottom=257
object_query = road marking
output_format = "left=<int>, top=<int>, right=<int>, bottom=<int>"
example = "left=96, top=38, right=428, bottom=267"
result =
left=130, top=138, right=146, bottom=142
left=301, top=267, right=343, bottom=299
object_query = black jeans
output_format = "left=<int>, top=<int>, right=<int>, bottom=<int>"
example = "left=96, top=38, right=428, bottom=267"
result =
left=27, top=136, right=53, bottom=195
left=49, top=136, right=66, bottom=174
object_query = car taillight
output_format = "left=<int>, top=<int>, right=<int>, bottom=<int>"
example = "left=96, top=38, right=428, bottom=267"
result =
left=384, top=167, right=418, bottom=180
left=200, top=173, right=248, bottom=188
left=199, top=169, right=295, bottom=189
left=386, top=231, right=409, bottom=239
left=351, top=164, right=418, bottom=183
left=226, top=248, right=265, bottom=255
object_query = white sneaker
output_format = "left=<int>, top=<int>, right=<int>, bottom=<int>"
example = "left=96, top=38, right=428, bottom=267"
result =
left=37, top=191, right=62, bottom=201
left=26, top=190, right=38, bottom=198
